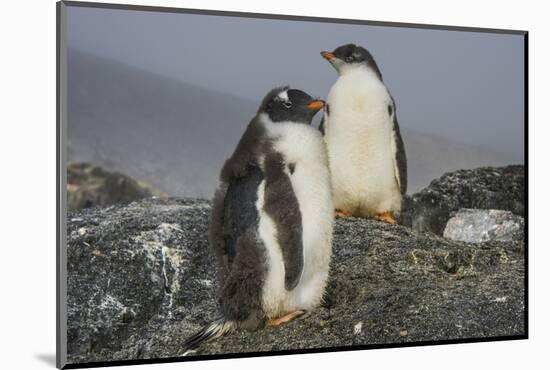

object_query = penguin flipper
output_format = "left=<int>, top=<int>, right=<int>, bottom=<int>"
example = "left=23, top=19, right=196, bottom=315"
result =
left=319, top=104, right=329, bottom=136
left=263, top=151, right=304, bottom=291
left=390, top=105, right=408, bottom=195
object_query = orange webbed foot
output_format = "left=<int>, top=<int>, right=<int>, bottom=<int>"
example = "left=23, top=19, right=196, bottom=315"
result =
left=375, top=211, right=396, bottom=225
left=335, top=209, right=353, bottom=218
left=266, top=310, right=306, bottom=327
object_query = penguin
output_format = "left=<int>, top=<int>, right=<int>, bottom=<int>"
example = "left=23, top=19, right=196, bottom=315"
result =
left=320, top=43, right=407, bottom=224
left=182, top=87, right=333, bottom=352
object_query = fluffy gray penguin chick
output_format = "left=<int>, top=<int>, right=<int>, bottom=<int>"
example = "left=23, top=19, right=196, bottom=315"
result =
left=182, top=86, right=334, bottom=352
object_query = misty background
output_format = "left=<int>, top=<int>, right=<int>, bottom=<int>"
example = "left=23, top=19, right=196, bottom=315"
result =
left=66, top=6, right=524, bottom=198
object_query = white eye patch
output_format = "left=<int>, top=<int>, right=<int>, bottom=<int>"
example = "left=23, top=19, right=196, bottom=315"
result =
left=276, top=90, right=289, bottom=102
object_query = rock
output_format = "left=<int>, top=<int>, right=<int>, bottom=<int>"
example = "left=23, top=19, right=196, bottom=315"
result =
left=401, top=165, right=524, bottom=235
left=67, top=162, right=165, bottom=210
left=443, top=209, right=524, bottom=243
left=66, top=197, right=525, bottom=365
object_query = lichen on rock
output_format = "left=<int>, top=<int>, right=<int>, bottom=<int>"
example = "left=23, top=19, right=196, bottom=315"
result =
left=66, top=165, right=525, bottom=364
left=443, top=209, right=524, bottom=243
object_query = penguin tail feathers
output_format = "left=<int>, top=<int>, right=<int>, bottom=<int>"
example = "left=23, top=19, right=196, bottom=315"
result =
left=182, top=317, right=236, bottom=352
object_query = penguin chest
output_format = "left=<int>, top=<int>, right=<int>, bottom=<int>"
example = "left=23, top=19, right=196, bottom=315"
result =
left=257, top=123, right=333, bottom=317
left=284, top=145, right=333, bottom=312
left=329, top=125, right=398, bottom=215
left=326, top=74, right=400, bottom=215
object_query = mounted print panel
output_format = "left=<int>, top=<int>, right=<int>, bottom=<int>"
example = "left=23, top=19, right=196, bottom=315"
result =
left=57, top=1, right=527, bottom=368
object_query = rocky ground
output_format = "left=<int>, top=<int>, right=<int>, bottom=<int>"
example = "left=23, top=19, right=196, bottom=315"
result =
left=402, top=165, right=524, bottom=235
left=65, top=165, right=526, bottom=365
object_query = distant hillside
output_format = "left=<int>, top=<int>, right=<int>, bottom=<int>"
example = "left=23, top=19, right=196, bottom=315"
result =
left=68, top=48, right=254, bottom=198
left=67, top=49, right=517, bottom=197
left=402, top=130, right=516, bottom=192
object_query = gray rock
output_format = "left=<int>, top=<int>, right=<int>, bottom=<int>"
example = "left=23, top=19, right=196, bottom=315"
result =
left=66, top=197, right=525, bottom=365
left=67, top=162, right=165, bottom=210
left=443, top=209, right=524, bottom=243
left=401, top=165, right=524, bottom=235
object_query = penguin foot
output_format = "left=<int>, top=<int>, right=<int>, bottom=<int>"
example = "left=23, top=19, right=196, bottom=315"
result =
left=375, top=211, right=396, bottom=225
left=267, top=310, right=306, bottom=327
left=335, top=209, right=353, bottom=218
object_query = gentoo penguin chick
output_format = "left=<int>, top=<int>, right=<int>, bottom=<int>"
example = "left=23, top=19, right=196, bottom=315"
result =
left=320, top=43, right=407, bottom=224
left=182, top=87, right=333, bottom=351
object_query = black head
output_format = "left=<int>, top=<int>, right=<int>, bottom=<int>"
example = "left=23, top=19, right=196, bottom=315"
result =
left=320, top=43, right=382, bottom=79
left=258, top=86, right=325, bottom=124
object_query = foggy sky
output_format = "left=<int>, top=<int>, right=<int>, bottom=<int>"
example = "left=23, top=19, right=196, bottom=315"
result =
left=67, top=5, right=524, bottom=160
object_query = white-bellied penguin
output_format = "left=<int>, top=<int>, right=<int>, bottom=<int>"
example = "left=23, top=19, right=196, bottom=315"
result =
left=320, top=43, right=407, bottom=224
left=182, top=86, right=333, bottom=352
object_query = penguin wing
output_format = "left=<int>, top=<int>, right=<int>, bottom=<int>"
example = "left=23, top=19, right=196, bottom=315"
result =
left=262, top=151, right=304, bottom=291
left=318, top=105, right=329, bottom=136
left=391, top=111, right=408, bottom=195
left=319, top=115, right=326, bottom=135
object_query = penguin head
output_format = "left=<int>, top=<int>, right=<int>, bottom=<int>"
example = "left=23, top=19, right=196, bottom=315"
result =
left=320, top=43, right=382, bottom=79
left=258, top=86, right=325, bottom=124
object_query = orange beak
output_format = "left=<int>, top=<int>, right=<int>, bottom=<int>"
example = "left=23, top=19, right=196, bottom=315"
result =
left=321, top=51, right=335, bottom=61
left=307, top=99, right=325, bottom=110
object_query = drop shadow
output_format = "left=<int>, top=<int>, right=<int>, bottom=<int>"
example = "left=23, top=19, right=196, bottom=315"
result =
left=34, top=353, right=57, bottom=367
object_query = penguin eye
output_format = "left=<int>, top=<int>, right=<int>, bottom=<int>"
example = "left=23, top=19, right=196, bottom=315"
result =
left=283, top=101, right=292, bottom=108
left=345, top=56, right=354, bottom=62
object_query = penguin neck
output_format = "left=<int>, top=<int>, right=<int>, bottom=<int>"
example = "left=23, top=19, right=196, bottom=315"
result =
left=338, top=64, right=377, bottom=79
left=259, top=113, right=309, bottom=128
left=335, top=64, right=386, bottom=95
left=258, top=113, right=314, bottom=141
